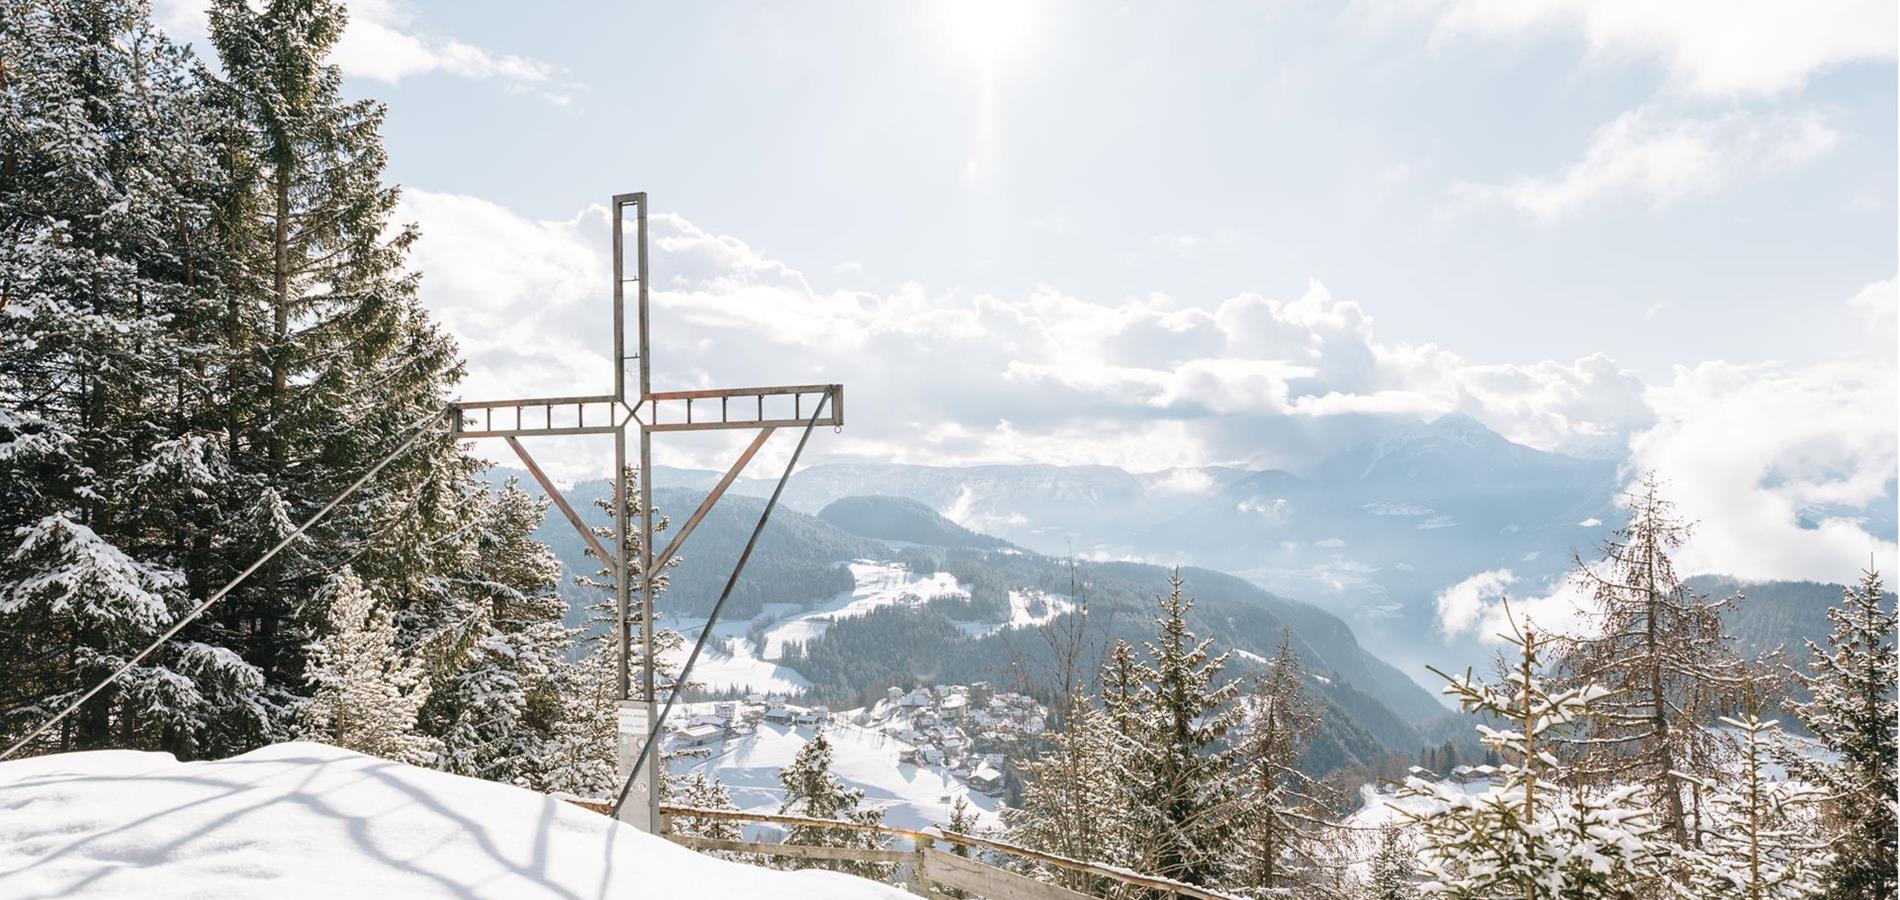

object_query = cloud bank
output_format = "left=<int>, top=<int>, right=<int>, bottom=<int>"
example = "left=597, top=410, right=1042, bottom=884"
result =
left=398, top=190, right=1896, bottom=592
left=155, top=0, right=571, bottom=103
left=1415, top=0, right=1896, bottom=97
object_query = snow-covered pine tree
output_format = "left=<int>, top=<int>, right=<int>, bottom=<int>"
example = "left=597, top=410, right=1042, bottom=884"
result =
left=1401, top=607, right=1661, bottom=899
left=1121, top=570, right=1243, bottom=888
left=203, top=0, right=477, bottom=737
left=670, top=770, right=745, bottom=855
left=1007, top=688, right=1131, bottom=892
left=946, top=795, right=980, bottom=853
left=544, top=467, right=687, bottom=795
left=1674, top=709, right=1832, bottom=900
left=423, top=478, right=579, bottom=788
left=537, top=648, right=621, bottom=797
left=574, top=465, right=685, bottom=695
left=1099, top=638, right=1147, bottom=743
left=0, top=0, right=265, bottom=758
left=777, top=728, right=891, bottom=879
left=1363, top=826, right=1418, bottom=900
left=1227, top=631, right=1337, bottom=898
left=301, top=568, right=438, bottom=764
left=1560, top=473, right=1741, bottom=845
left=1792, top=568, right=1897, bottom=900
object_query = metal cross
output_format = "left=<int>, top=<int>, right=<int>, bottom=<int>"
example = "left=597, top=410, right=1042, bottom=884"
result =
left=451, top=192, right=844, bottom=832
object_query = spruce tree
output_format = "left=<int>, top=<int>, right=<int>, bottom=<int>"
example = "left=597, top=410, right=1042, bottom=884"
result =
left=1401, top=610, right=1662, bottom=898
left=1676, top=711, right=1832, bottom=900
left=1120, top=570, right=1242, bottom=887
left=203, top=0, right=475, bottom=736
left=1363, top=826, right=1418, bottom=900
left=0, top=0, right=264, bottom=758
left=1007, top=688, right=1131, bottom=891
left=574, top=465, right=684, bottom=695
left=424, top=478, right=578, bottom=788
left=671, top=770, right=747, bottom=860
left=1561, top=473, right=1741, bottom=845
left=301, top=567, right=438, bottom=764
left=1792, top=569, right=1897, bottom=900
left=544, top=468, right=684, bottom=795
left=1228, top=631, right=1336, bottom=897
left=777, top=729, right=890, bottom=878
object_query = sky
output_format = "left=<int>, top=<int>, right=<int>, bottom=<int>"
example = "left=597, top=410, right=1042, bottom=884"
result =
left=152, top=0, right=1898, bottom=601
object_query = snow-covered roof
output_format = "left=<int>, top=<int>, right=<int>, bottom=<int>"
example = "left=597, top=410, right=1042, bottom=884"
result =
left=0, top=742, right=910, bottom=899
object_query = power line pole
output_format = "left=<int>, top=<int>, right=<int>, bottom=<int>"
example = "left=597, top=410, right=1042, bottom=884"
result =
left=452, top=192, right=844, bottom=832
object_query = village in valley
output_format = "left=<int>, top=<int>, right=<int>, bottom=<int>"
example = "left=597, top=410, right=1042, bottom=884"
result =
left=667, top=682, right=1051, bottom=802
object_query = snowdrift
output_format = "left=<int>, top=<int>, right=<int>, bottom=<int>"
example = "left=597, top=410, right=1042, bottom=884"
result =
left=0, top=741, right=911, bottom=899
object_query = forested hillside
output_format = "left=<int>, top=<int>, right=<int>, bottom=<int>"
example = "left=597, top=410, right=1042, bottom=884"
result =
left=0, top=0, right=632, bottom=800
left=1, top=0, right=475, bottom=761
left=498, top=478, right=1450, bottom=773
left=1692, top=574, right=1899, bottom=673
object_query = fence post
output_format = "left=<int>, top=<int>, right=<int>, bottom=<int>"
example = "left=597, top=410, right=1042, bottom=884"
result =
left=910, top=832, right=934, bottom=898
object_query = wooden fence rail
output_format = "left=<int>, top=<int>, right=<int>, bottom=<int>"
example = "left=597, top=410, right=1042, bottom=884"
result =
left=652, top=803, right=1246, bottom=900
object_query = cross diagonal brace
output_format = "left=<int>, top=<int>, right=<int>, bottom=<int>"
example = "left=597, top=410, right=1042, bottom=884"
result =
left=503, top=436, right=616, bottom=570
left=611, top=392, right=830, bottom=819
left=651, top=426, right=776, bottom=575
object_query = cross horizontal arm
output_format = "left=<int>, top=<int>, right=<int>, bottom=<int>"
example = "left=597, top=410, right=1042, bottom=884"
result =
left=451, top=395, right=633, bottom=438
left=643, top=384, right=842, bottom=433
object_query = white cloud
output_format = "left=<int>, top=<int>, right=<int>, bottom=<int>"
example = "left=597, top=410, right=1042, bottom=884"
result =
left=1437, top=567, right=1596, bottom=643
left=1416, top=0, right=1897, bottom=97
left=1848, top=278, right=1897, bottom=331
left=154, top=0, right=569, bottom=101
left=1616, top=277, right=1898, bottom=582
left=1455, top=107, right=1839, bottom=220
left=1629, top=358, right=1898, bottom=582
left=1434, top=568, right=1515, bottom=637
left=397, top=191, right=607, bottom=403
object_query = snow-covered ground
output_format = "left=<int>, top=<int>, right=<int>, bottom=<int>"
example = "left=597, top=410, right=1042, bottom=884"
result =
left=761, top=562, right=965, bottom=657
left=661, top=560, right=1076, bottom=697
left=0, top=742, right=910, bottom=899
left=671, top=713, right=1004, bottom=836
left=660, top=629, right=812, bottom=695
left=956, top=588, right=1075, bottom=638
left=1346, top=777, right=1495, bottom=829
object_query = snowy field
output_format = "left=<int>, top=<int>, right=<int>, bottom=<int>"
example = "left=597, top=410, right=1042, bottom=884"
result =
left=761, top=561, right=965, bottom=657
left=672, top=714, right=1004, bottom=836
left=956, top=588, right=1075, bottom=638
left=0, top=742, right=910, bottom=899
left=659, top=628, right=812, bottom=695
left=660, top=560, right=1079, bottom=698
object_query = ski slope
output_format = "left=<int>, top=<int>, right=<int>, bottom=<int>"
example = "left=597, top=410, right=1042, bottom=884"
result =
left=0, top=742, right=910, bottom=899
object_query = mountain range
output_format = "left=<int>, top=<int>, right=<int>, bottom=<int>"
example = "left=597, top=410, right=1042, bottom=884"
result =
left=630, top=413, right=1627, bottom=679
left=481, top=411, right=1892, bottom=772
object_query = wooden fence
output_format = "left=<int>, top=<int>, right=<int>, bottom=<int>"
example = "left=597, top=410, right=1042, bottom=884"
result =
left=649, top=804, right=1245, bottom=900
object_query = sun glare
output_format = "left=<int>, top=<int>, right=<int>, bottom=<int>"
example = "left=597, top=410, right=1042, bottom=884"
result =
left=938, top=0, right=1035, bottom=70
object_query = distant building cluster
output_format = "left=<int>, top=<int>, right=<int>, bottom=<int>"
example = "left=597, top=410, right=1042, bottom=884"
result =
left=858, top=683, right=1046, bottom=795
left=658, top=682, right=1049, bottom=798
